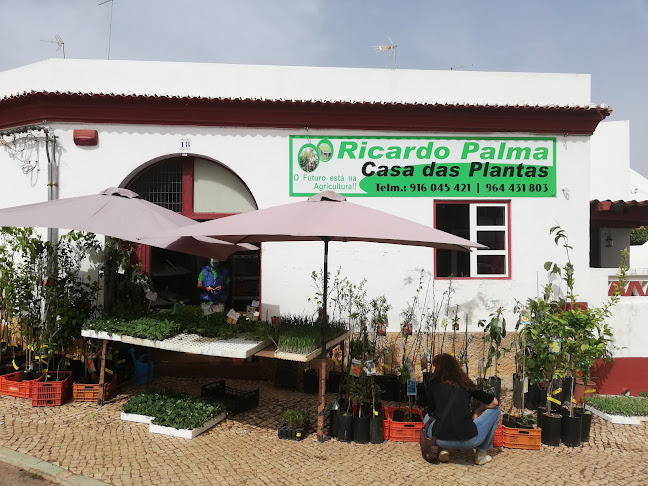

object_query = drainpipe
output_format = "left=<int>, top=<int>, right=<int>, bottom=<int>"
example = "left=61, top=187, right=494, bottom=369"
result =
left=45, top=129, right=59, bottom=244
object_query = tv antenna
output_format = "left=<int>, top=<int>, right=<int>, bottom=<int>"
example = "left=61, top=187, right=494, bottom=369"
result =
left=99, top=0, right=114, bottom=59
left=40, top=34, right=66, bottom=59
left=372, top=36, right=397, bottom=69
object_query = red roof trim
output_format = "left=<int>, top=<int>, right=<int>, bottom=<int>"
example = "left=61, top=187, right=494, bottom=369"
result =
left=0, top=92, right=611, bottom=135
left=590, top=199, right=648, bottom=227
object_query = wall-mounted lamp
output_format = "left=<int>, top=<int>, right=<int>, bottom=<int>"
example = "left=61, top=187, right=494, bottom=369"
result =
left=605, top=229, right=614, bottom=248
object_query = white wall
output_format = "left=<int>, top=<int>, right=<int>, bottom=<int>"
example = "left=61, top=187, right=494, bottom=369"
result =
left=590, top=120, right=630, bottom=201
left=2, top=62, right=644, bottom=357
left=630, top=242, right=648, bottom=267
left=0, top=123, right=593, bottom=334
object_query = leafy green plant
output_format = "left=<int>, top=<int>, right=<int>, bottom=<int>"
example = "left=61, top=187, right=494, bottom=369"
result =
left=280, top=409, right=309, bottom=428
left=123, top=389, right=225, bottom=430
left=0, top=228, right=101, bottom=369
left=477, top=307, right=506, bottom=379
left=370, top=295, right=391, bottom=326
left=639, top=391, right=648, bottom=398
left=630, top=226, right=648, bottom=246
left=517, top=225, right=627, bottom=416
left=586, top=395, right=648, bottom=417
left=85, top=310, right=279, bottom=345
left=347, top=370, right=380, bottom=417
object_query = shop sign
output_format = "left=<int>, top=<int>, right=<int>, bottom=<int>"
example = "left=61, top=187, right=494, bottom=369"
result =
left=290, top=136, right=556, bottom=197
left=608, top=279, right=648, bottom=296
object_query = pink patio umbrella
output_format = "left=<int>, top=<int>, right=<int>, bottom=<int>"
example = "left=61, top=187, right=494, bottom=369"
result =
left=144, top=190, right=486, bottom=440
left=0, top=187, right=255, bottom=260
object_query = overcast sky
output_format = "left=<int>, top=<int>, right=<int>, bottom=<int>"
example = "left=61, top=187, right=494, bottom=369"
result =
left=2, top=1, right=647, bottom=176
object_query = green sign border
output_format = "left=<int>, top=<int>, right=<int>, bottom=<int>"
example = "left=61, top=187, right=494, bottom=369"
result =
left=290, top=135, right=557, bottom=198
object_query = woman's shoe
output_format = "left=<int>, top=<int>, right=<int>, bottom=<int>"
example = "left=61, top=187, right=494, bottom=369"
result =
left=438, top=450, right=450, bottom=463
left=474, top=450, right=492, bottom=465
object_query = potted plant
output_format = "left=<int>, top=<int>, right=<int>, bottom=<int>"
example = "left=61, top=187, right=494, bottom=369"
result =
left=279, top=409, right=309, bottom=440
left=348, top=369, right=373, bottom=444
left=477, top=307, right=506, bottom=400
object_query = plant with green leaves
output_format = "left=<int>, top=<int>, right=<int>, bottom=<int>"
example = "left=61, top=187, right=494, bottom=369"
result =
left=370, top=295, right=391, bottom=327
left=518, top=225, right=627, bottom=416
left=586, top=395, right=648, bottom=417
left=477, top=307, right=506, bottom=380
left=347, top=369, right=376, bottom=417
left=123, top=389, right=225, bottom=430
left=280, top=409, right=309, bottom=429
left=0, top=228, right=101, bottom=371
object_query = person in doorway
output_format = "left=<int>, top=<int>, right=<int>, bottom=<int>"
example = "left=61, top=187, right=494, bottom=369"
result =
left=424, top=353, right=500, bottom=465
left=197, top=258, right=230, bottom=314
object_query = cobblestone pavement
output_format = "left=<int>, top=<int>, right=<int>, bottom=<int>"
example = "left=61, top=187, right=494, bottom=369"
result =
left=0, top=377, right=646, bottom=486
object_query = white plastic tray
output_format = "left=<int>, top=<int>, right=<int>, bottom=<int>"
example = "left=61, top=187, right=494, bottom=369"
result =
left=82, top=330, right=269, bottom=359
left=585, top=404, right=642, bottom=425
left=148, top=413, right=226, bottom=439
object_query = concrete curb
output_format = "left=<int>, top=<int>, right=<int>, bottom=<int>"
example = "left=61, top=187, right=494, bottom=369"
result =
left=0, top=447, right=111, bottom=486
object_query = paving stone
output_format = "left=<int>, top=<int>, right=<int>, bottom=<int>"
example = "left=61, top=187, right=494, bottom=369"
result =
left=1, top=376, right=647, bottom=485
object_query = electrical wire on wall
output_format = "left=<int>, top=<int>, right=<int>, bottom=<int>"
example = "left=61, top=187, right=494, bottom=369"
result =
left=0, top=125, right=59, bottom=243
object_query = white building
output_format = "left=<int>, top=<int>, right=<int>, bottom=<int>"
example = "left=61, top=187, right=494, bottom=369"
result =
left=0, top=59, right=646, bottom=394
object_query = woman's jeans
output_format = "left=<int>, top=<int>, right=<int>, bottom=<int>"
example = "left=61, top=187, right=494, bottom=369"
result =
left=425, top=407, right=501, bottom=451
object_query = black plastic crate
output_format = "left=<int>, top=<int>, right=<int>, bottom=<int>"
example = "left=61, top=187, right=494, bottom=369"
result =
left=201, top=380, right=259, bottom=415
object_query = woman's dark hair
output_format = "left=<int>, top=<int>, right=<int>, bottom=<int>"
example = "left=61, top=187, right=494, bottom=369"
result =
left=428, top=353, right=477, bottom=391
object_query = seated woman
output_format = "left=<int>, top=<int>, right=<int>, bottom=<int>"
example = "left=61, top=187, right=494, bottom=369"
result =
left=424, top=353, right=501, bottom=465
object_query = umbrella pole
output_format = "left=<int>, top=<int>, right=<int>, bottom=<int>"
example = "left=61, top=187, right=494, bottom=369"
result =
left=317, top=237, right=331, bottom=442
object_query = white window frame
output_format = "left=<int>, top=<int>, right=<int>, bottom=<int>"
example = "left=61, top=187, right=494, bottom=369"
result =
left=469, top=203, right=509, bottom=278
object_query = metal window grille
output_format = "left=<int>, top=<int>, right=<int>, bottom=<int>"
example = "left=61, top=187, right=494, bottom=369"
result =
left=128, top=159, right=183, bottom=212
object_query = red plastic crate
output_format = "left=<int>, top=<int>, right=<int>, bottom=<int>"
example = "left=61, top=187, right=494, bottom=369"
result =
left=32, top=372, right=73, bottom=407
left=385, top=406, right=425, bottom=442
left=73, top=375, right=116, bottom=402
left=0, top=371, right=45, bottom=399
left=493, top=423, right=503, bottom=447
left=502, top=425, right=541, bottom=450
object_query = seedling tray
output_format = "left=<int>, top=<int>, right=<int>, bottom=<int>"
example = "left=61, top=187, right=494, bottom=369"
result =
left=201, top=380, right=259, bottom=415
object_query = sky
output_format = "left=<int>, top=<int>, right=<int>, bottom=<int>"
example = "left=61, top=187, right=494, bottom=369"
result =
left=2, top=0, right=648, bottom=176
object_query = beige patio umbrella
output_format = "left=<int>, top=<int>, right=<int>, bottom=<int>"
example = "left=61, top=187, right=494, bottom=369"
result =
left=144, top=190, right=486, bottom=440
left=0, top=187, right=255, bottom=259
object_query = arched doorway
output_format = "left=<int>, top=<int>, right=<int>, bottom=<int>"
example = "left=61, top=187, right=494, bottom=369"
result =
left=124, top=155, right=259, bottom=311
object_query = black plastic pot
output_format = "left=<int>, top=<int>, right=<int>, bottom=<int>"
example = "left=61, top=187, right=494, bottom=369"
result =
left=416, top=382, right=427, bottom=408
left=303, top=369, right=318, bottom=394
left=274, top=360, right=300, bottom=390
left=561, top=414, right=582, bottom=447
left=293, top=427, right=306, bottom=441
left=536, top=406, right=546, bottom=429
left=489, top=376, right=502, bottom=400
left=328, top=410, right=338, bottom=439
left=353, top=415, right=370, bottom=444
left=581, top=411, right=592, bottom=442
left=525, top=382, right=542, bottom=410
left=512, top=373, right=523, bottom=409
left=337, top=413, right=354, bottom=443
left=541, top=413, right=562, bottom=447
left=561, top=376, right=575, bottom=404
left=278, top=423, right=289, bottom=439
left=369, top=416, right=384, bottom=444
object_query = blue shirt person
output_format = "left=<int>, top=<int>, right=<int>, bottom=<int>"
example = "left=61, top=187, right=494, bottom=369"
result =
left=197, top=258, right=230, bottom=314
